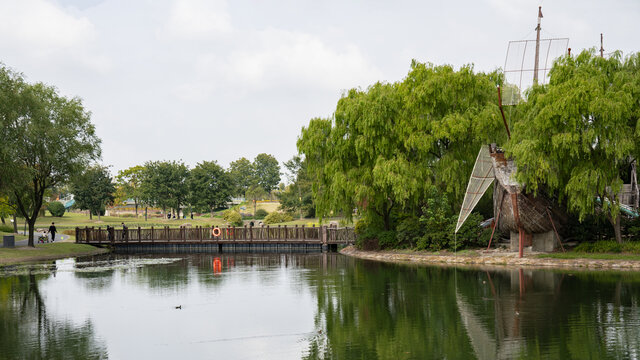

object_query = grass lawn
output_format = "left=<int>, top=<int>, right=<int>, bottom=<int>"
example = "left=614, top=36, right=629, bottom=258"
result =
left=0, top=231, right=28, bottom=241
left=0, top=242, right=108, bottom=265
left=29, top=212, right=226, bottom=231
left=537, top=252, right=640, bottom=261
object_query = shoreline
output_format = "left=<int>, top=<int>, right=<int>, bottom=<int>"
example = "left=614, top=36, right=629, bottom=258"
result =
left=0, top=243, right=110, bottom=266
left=340, top=246, right=640, bottom=271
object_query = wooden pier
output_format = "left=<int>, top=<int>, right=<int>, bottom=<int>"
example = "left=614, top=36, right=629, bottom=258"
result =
left=75, top=225, right=356, bottom=252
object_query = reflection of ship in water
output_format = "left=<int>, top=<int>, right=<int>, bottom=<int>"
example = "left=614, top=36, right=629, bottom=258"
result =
left=455, top=268, right=564, bottom=360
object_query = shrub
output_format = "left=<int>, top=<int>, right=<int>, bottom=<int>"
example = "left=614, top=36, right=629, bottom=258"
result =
left=255, top=209, right=268, bottom=219
left=62, top=229, right=75, bottom=236
left=575, top=240, right=622, bottom=253
left=396, top=216, right=423, bottom=248
left=263, top=212, right=294, bottom=224
left=222, top=210, right=243, bottom=227
left=0, top=224, right=14, bottom=233
left=48, top=201, right=66, bottom=217
left=120, top=213, right=135, bottom=218
left=377, top=231, right=398, bottom=249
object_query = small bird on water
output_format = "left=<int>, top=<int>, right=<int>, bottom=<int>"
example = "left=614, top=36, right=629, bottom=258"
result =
left=175, top=305, right=182, bottom=309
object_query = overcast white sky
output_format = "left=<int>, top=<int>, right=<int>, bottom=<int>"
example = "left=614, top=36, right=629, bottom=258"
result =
left=1, top=0, right=638, bottom=174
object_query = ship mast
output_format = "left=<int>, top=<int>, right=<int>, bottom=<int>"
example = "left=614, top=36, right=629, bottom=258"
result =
left=533, top=6, right=543, bottom=85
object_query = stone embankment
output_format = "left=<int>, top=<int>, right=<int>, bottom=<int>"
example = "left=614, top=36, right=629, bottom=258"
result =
left=341, top=246, right=640, bottom=271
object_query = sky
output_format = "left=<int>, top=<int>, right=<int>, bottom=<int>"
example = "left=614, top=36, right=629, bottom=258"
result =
left=0, top=0, right=638, bottom=175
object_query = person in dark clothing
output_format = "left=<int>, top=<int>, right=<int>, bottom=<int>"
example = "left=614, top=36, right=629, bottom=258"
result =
left=121, top=222, right=128, bottom=240
left=48, top=222, right=57, bottom=242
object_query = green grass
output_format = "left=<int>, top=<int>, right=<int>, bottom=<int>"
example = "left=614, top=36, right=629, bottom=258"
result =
left=0, top=242, right=108, bottom=265
left=26, top=212, right=226, bottom=231
left=0, top=231, right=28, bottom=241
left=537, top=252, right=640, bottom=261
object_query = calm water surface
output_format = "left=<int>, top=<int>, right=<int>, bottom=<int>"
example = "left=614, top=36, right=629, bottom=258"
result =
left=1, top=253, right=640, bottom=359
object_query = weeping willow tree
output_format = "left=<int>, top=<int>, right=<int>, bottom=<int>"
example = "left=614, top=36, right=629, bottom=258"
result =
left=297, top=61, right=505, bottom=230
left=506, top=50, right=640, bottom=243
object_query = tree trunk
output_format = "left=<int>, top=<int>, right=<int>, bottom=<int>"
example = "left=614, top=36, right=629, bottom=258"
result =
left=28, top=218, right=36, bottom=247
left=608, top=212, right=623, bottom=244
left=89, top=211, right=93, bottom=220
left=0, top=216, right=4, bottom=225
left=145, top=207, right=148, bottom=221
left=135, top=201, right=138, bottom=216
left=253, top=200, right=257, bottom=215
left=13, top=214, right=17, bottom=233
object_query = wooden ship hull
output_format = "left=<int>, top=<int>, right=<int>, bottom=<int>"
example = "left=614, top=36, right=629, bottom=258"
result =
left=489, top=145, right=566, bottom=254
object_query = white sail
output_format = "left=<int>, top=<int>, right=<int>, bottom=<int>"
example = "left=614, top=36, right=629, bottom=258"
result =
left=455, top=145, right=495, bottom=233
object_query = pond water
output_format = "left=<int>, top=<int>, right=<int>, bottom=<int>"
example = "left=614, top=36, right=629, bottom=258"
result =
left=1, top=253, right=640, bottom=359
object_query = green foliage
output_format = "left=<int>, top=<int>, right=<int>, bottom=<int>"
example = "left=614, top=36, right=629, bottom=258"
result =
left=222, top=210, right=243, bottom=227
left=115, top=165, right=145, bottom=211
left=506, top=50, right=640, bottom=242
left=416, top=213, right=490, bottom=251
left=245, top=184, right=268, bottom=214
left=187, top=161, right=233, bottom=213
left=396, top=216, right=422, bottom=248
left=141, top=160, right=189, bottom=214
left=254, top=209, right=268, bottom=219
left=47, top=201, right=65, bottom=217
left=298, top=62, right=503, bottom=231
left=0, top=64, right=101, bottom=245
left=228, top=157, right=253, bottom=197
left=71, top=165, right=114, bottom=219
left=573, top=240, right=640, bottom=254
left=263, top=212, right=293, bottom=224
left=252, top=153, right=281, bottom=194
left=280, top=156, right=315, bottom=218
left=0, top=224, right=13, bottom=232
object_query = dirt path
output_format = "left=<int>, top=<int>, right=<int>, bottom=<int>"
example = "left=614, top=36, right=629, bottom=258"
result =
left=340, top=246, right=640, bottom=271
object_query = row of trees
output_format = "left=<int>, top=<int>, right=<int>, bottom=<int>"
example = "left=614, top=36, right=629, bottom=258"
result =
left=77, top=154, right=284, bottom=220
left=0, top=65, right=101, bottom=246
left=298, top=49, right=640, bottom=248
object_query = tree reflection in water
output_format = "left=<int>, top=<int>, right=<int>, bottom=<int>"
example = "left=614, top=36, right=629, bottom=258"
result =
left=303, top=256, right=640, bottom=360
left=0, top=271, right=107, bottom=359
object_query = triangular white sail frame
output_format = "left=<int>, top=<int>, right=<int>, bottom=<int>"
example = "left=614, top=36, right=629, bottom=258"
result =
left=455, top=145, right=495, bottom=233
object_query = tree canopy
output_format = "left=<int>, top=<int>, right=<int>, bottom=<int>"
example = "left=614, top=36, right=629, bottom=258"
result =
left=187, top=161, right=233, bottom=215
left=252, top=153, right=281, bottom=194
left=298, top=61, right=503, bottom=229
left=0, top=65, right=101, bottom=245
left=71, top=165, right=115, bottom=220
left=141, top=160, right=189, bottom=216
left=506, top=50, right=640, bottom=242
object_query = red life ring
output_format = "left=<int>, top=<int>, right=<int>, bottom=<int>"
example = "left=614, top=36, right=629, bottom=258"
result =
left=212, top=227, right=221, bottom=237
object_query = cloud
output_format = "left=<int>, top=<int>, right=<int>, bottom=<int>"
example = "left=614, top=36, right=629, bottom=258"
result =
left=0, top=0, right=110, bottom=72
left=175, top=28, right=382, bottom=101
left=163, top=0, right=232, bottom=39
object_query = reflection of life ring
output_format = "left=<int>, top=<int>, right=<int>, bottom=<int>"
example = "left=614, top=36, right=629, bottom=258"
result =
left=213, top=258, right=222, bottom=274
left=212, top=227, right=221, bottom=237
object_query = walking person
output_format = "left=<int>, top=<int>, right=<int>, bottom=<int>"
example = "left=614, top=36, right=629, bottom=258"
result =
left=121, top=222, right=128, bottom=241
left=48, top=222, right=57, bottom=242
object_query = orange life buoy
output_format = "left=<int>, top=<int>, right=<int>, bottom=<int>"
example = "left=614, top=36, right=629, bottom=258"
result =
left=212, top=227, right=221, bottom=237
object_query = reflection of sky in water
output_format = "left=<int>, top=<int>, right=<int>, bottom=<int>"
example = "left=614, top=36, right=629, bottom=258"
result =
left=31, top=255, right=318, bottom=359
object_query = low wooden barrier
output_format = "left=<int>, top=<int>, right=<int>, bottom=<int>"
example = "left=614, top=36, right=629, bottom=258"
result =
left=75, top=225, right=356, bottom=246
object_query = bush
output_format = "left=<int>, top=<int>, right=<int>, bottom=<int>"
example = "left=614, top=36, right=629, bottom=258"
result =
left=396, top=216, right=423, bottom=248
left=263, top=212, right=294, bottom=224
left=62, top=229, right=75, bottom=236
left=222, top=210, right=243, bottom=227
left=0, top=224, right=14, bottom=233
left=377, top=231, right=397, bottom=248
left=48, top=201, right=66, bottom=217
left=120, top=213, right=136, bottom=218
left=255, top=209, right=269, bottom=219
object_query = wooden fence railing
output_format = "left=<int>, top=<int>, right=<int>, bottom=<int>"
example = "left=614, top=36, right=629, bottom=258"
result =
left=75, top=225, right=356, bottom=245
